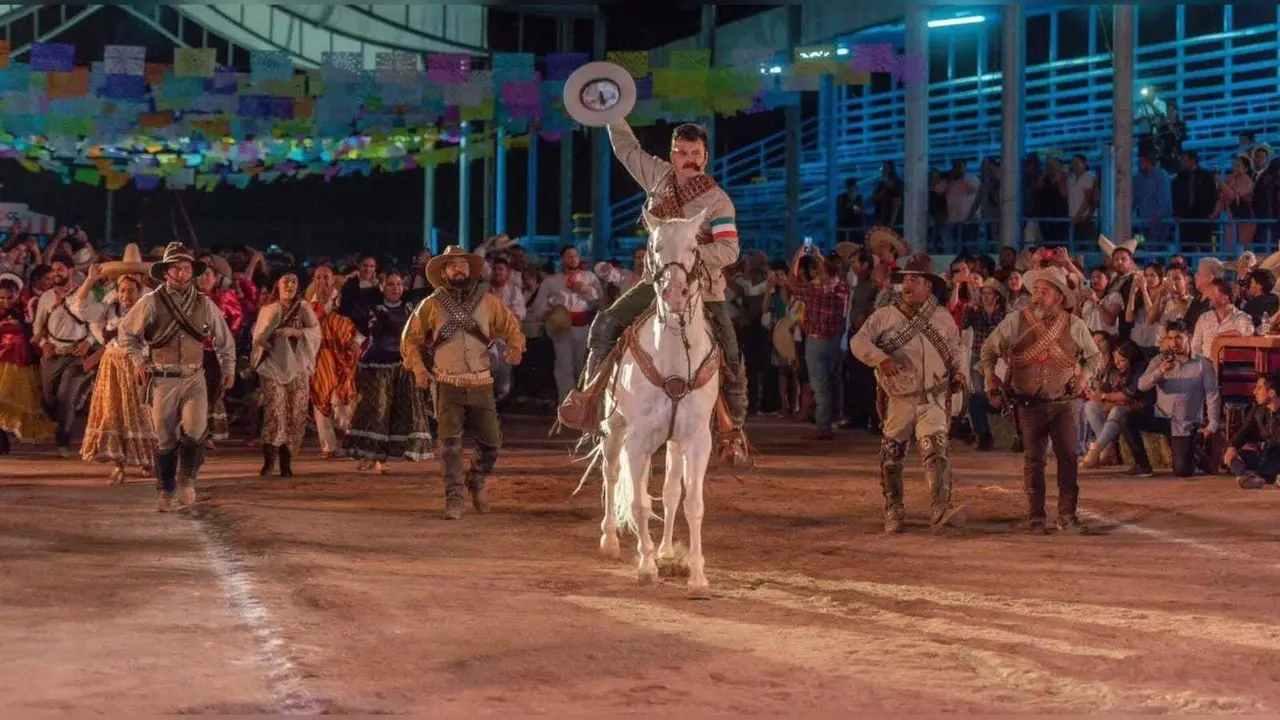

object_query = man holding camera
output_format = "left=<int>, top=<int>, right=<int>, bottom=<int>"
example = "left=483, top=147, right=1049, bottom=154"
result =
left=1122, top=319, right=1220, bottom=478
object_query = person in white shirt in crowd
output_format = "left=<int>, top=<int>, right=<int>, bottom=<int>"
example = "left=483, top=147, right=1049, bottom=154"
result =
left=1069, top=154, right=1099, bottom=243
left=1079, top=266, right=1119, bottom=336
left=529, top=245, right=601, bottom=403
left=486, top=254, right=526, bottom=404
left=1095, top=235, right=1139, bottom=338
left=32, top=253, right=96, bottom=456
left=934, top=159, right=980, bottom=253
left=1191, top=277, right=1254, bottom=359
left=1126, top=262, right=1182, bottom=359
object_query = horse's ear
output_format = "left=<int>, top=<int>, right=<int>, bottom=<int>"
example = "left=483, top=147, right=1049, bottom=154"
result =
left=641, top=206, right=659, bottom=230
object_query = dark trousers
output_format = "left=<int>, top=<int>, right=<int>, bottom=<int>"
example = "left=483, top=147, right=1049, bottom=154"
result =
left=741, top=323, right=771, bottom=414
left=39, top=354, right=93, bottom=448
left=1122, top=411, right=1195, bottom=477
left=1230, top=446, right=1280, bottom=482
left=846, top=355, right=880, bottom=429
left=1015, top=400, right=1079, bottom=522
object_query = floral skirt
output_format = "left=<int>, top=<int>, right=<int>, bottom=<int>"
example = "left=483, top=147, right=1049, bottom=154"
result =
left=0, top=361, right=55, bottom=442
left=261, top=374, right=310, bottom=454
left=80, top=345, right=156, bottom=467
left=344, top=362, right=434, bottom=461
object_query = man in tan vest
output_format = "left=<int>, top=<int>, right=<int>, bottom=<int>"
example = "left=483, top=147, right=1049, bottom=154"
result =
left=979, top=266, right=1101, bottom=535
left=402, top=246, right=526, bottom=520
left=117, top=243, right=236, bottom=512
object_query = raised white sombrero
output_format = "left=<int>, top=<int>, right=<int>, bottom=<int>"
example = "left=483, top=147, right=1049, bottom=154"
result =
left=98, top=243, right=153, bottom=280
left=1098, top=233, right=1141, bottom=257
left=563, top=61, right=636, bottom=127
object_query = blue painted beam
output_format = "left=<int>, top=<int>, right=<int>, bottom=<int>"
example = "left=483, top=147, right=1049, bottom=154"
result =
left=423, top=161, right=436, bottom=252
left=495, top=125, right=507, bottom=236
left=526, top=133, right=539, bottom=238
left=591, top=6, right=610, bottom=260
left=458, top=122, right=470, bottom=250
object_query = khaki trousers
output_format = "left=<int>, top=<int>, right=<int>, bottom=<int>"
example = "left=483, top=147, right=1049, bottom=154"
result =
left=149, top=372, right=208, bottom=453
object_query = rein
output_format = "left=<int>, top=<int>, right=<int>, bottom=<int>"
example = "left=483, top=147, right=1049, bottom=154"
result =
left=624, top=247, right=719, bottom=443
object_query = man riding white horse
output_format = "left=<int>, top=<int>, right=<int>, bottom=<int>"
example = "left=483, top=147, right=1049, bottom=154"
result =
left=557, top=119, right=748, bottom=463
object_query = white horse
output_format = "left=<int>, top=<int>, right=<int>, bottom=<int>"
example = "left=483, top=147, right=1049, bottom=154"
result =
left=594, top=207, right=719, bottom=599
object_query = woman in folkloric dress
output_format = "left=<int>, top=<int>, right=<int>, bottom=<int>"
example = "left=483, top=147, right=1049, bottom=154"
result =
left=251, top=266, right=321, bottom=477
left=0, top=272, right=54, bottom=453
left=195, top=253, right=244, bottom=445
left=305, top=264, right=361, bottom=459
left=71, top=255, right=157, bottom=484
left=343, top=269, right=434, bottom=473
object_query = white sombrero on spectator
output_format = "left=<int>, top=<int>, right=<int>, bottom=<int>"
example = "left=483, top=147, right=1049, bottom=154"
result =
left=1098, top=233, right=1140, bottom=257
left=563, top=61, right=636, bottom=127
left=0, top=271, right=22, bottom=290
left=866, top=226, right=908, bottom=257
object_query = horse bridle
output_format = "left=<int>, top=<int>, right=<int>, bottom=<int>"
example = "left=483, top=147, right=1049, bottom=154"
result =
left=649, top=246, right=709, bottom=329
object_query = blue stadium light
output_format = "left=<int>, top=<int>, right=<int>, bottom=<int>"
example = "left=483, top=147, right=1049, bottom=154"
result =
left=928, top=15, right=986, bottom=29
left=836, top=47, right=849, bottom=56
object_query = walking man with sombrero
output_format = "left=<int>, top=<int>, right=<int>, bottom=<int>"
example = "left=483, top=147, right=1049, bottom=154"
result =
left=402, top=246, right=526, bottom=520
left=979, top=265, right=1102, bottom=535
left=117, top=242, right=236, bottom=512
left=851, top=254, right=966, bottom=534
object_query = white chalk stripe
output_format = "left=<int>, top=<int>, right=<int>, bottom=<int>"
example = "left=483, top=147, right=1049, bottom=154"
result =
left=190, top=515, right=326, bottom=714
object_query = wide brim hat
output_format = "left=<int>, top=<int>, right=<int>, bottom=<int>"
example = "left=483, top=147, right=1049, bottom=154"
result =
left=563, top=61, right=637, bottom=127
left=1098, top=233, right=1140, bottom=258
left=980, top=277, right=1009, bottom=302
left=834, top=241, right=862, bottom=264
left=268, top=265, right=308, bottom=293
left=71, top=245, right=96, bottom=268
left=891, top=253, right=947, bottom=300
left=98, top=243, right=152, bottom=280
left=426, top=245, right=485, bottom=288
left=1023, top=266, right=1076, bottom=310
left=201, top=253, right=233, bottom=279
left=866, top=226, right=908, bottom=257
left=149, top=241, right=206, bottom=282
left=0, top=271, right=22, bottom=290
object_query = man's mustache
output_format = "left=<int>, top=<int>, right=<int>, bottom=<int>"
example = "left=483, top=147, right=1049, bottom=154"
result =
left=684, top=164, right=701, bottom=171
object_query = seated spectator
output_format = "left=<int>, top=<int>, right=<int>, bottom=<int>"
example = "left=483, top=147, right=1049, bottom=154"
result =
left=1192, top=277, right=1254, bottom=359
left=1122, top=320, right=1220, bottom=478
left=1228, top=373, right=1280, bottom=488
left=1241, top=268, right=1279, bottom=327
left=1081, top=340, right=1147, bottom=468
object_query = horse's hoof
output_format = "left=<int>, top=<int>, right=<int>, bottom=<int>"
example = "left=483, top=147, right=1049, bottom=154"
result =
left=599, top=535, right=621, bottom=561
left=687, top=583, right=712, bottom=600
left=638, top=570, right=658, bottom=586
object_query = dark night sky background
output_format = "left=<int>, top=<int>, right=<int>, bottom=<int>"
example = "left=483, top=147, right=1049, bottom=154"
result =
left=0, top=4, right=1253, bottom=263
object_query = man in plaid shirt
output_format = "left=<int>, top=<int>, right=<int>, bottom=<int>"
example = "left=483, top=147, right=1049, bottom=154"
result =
left=961, top=276, right=1008, bottom=451
left=789, top=245, right=850, bottom=439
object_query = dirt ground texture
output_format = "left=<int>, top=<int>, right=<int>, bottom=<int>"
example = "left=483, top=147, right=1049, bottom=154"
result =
left=4, top=416, right=1280, bottom=714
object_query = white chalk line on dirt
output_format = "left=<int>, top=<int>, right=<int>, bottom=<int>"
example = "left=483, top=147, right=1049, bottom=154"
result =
left=565, top=591, right=1260, bottom=713
left=186, top=513, right=325, bottom=715
left=732, top=569, right=1280, bottom=655
left=981, top=483, right=1280, bottom=570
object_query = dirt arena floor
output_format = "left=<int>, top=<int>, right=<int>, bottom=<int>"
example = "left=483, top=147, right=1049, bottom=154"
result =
left=4, top=415, right=1280, bottom=713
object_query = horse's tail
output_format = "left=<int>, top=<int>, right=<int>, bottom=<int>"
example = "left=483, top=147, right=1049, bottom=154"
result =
left=612, top=451, right=656, bottom=537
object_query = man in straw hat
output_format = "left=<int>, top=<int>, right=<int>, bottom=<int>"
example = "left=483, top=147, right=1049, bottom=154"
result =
left=979, top=265, right=1102, bottom=535
left=561, top=117, right=749, bottom=462
left=851, top=253, right=966, bottom=534
left=402, top=246, right=526, bottom=520
left=117, top=242, right=236, bottom=512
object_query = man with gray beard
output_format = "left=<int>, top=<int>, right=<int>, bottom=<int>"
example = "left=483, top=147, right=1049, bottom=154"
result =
left=980, top=266, right=1101, bottom=535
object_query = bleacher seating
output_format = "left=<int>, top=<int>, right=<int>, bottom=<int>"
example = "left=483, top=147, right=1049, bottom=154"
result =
left=610, top=7, right=1280, bottom=257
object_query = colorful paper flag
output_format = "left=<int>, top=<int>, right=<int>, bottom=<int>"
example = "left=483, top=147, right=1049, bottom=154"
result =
left=605, top=51, right=649, bottom=78
left=174, top=48, right=215, bottom=77
left=251, top=49, right=293, bottom=82
left=31, top=43, right=75, bottom=72
left=892, top=53, right=928, bottom=84
left=670, top=49, right=711, bottom=71
left=850, top=43, right=896, bottom=74
left=545, top=52, right=588, bottom=81
left=104, top=45, right=145, bottom=76
left=426, top=53, right=469, bottom=85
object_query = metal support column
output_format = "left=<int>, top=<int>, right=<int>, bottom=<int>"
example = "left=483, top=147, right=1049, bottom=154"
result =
left=423, top=161, right=436, bottom=251
left=784, top=4, right=802, bottom=253
left=483, top=133, right=495, bottom=239
left=104, top=188, right=115, bottom=246
left=1000, top=5, right=1025, bottom=249
left=590, top=7, right=610, bottom=259
left=559, top=18, right=574, bottom=245
left=821, top=73, right=838, bottom=244
left=699, top=5, right=717, bottom=153
left=903, top=5, right=929, bottom=248
left=458, top=121, right=471, bottom=249
left=495, top=125, right=508, bottom=236
left=1112, top=5, right=1135, bottom=243
left=526, top=133, right=539, bottom=238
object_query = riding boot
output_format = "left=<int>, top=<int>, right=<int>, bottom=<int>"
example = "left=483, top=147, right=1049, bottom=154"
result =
left=278, top=445, right=293, bottom=477
left=466, top=440, right=499, bottom=513
left=558, top=311, right=628, bottom=431
left=880, top=438, right=907, bottom=534
left=441, top=436, right=466, bottom=520
left=154, top=451, right=179, bottom=512
left=259, top=444, right=277, bottom=476
left=921, top=431, right=962, bottom=533
left=176, top=437, right=205, bottom=507
left=0, top=429, right=9, bottom=455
